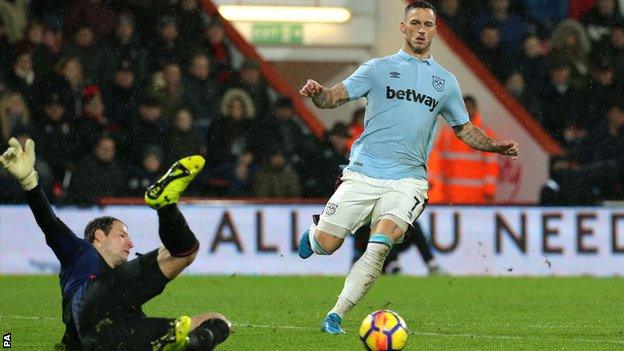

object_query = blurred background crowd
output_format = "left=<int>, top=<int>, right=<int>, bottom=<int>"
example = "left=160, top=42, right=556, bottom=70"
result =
left=0, top=0, right=623, bottom=205
left=432, top=0, right=624, bottom=204
left=0, top=0, right=353, bottom=204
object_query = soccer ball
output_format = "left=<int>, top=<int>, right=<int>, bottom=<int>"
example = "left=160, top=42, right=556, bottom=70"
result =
left=359, top=309, right=409, bottom=350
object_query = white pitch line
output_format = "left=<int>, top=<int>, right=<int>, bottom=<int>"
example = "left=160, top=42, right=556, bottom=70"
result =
left=421, top=321, right=616, bottom=330
left=233, top=323, right=311, bottom=330
left=3, top=316, right=623, bottom=346
left=413, top=331, right=624, bottom=346
left=234, top=322, right=624, bottom=346
left=0, top=315, right=56, bottom=320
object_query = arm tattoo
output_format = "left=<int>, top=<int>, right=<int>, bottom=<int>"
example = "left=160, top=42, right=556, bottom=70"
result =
left=453, top=122, right=498, bottom=152
left=312, top=83, right=349, bottom=109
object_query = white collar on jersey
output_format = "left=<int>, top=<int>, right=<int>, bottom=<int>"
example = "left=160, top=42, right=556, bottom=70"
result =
left=397, top=48, right=433, bottom=65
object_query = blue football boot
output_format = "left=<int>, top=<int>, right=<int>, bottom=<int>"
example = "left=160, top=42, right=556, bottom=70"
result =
left=321, top=313, right=345, bottom=334
left=298, top=229, right=314, bottom=259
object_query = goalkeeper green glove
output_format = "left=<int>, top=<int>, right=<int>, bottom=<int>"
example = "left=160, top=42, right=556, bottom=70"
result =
left=0, top=137, right=38, bottom=191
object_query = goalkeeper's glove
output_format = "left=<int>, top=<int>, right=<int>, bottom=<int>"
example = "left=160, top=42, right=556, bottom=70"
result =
left=0, top=137, right=38, bottom=190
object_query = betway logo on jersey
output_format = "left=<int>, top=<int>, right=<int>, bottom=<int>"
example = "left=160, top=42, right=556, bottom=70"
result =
left=386, top=86, right=439, bottom=112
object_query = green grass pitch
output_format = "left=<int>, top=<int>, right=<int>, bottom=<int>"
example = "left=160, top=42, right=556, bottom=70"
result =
left=1, top=275, right=623, bottom=350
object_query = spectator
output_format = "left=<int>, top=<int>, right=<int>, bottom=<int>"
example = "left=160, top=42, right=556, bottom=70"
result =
left=522, top=0, right=568, bottom=35
left=34, top=56, right=83, bottom=118
left=64, top=26, right=104, bottom=84
left=569, top=0, right=598, bottom=20
left=514, top=33, right=548, bottom=85
left=582, top=0, right=624, bottom=43
left=209, top=150, right=258, bottom=197
left=539, top=154, right=608, bottom=205
left=148, top=62, right=184, bottom=120
left=127, top=146, right=164, bottom=197
left=183, top=53, right=220, bottom=138
left=163, top=108, right=203, bottom=164
left=539, top=59, right=581, bottom=141
left=257, top=97, right=312, bottom=162
left=474, top=23, right=512, bottom=80
left=233, top=59, right=272, bottom=121
left=580, top=58, right=622, bottom=126
left=100, top=14, right=148, bottom=85
left=147, top=16, right=184, bottom=75
left=199, top=20, right=235, bottom=85
left=175, top=0, right=206, bottom=49
left=6, top=51, right=36, bottom=104
left=549, top=19, right=591, bottom=89
left=346, top=107, right=365, bottom=152
left=578, top=102, right=624, bottom=165
left=65, top=0, right=115, bottom=42
left=0, top=17, right=13, bottom=84
left=595, top=22, right=624, bottom=80
left=15, top=20, right=44, bottom=53
left=121, top=0, right=174, bottom=45
left=0, top=91, right=30, bottom=145
left=300, top=123, right=349, bottom=198
left=434, top=0, right=469, bottom=39
left=66, top=134, right=126, bottom=205
left=101, top=59, right=143, bottom=128
left=124, top=98, right=167, bottom=166
left=577, top=102, right=624, bottom=200
left=206, top=88, right=255, bottom=166
left=253, top=149, right=300, bottom=198
left=0, top=0, right=28, bottom=43
left=74, top=84, right=109, bottom=155
left=561, top=121, right=588, bottom=160
left=31, top=16, right=64, bottom=79
left=505, top=71, right=542, bottom=120
left=428, top=96, right=500, bottom=204
left=32, top=91, right=74, bottom=182
left=473, top=0, right=530, bottom=51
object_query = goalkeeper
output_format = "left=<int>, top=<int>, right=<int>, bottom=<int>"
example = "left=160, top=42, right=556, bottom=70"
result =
left=0, top=137, right=230, bottom=351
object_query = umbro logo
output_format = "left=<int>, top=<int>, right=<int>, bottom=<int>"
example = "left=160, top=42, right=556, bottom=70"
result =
left=389, top=71, right=401, bottom=78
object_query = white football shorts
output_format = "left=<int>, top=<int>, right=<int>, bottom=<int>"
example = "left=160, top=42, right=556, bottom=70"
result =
left=317, top=170, right=428, bottom=239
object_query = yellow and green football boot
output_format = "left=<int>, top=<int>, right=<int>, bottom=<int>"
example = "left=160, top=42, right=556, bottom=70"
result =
left=145, top=155, right=205, bottom=209
left=152, top=315, right=192, bottom=351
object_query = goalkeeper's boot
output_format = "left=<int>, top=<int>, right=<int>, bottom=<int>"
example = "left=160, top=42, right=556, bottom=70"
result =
left=152, top=316, right=192, bottom=351
left=298, top=228, right=314, bottom=259
left=145, top=155, right=205, bottom=209
left=187, top=318, right=231, bottom=351
left=321, top=313, right=345, bottom=334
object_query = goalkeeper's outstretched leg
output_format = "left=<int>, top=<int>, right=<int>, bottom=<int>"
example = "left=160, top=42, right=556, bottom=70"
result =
left=147, top=155, right=204, bottom=279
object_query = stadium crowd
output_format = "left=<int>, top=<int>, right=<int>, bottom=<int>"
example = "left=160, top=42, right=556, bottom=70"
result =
left=0, top=0, right=622, bottom=205
left=0, top=0, right=350, bottom=204
left=432, top=0, right=624, bottom=204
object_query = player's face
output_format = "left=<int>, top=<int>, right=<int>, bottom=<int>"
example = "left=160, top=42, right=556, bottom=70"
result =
left=102, top=221, right=134, bottom=265
left=401, top=8, right=436, bottom=55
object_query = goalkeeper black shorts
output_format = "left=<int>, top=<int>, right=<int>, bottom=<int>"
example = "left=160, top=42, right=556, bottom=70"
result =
left=78, top=249, right=175, bottom=350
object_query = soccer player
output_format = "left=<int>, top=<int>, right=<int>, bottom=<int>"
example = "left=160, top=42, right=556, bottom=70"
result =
left=0, top=137, right=231, bottom=350
left=298, top=0, right=519, bottom=334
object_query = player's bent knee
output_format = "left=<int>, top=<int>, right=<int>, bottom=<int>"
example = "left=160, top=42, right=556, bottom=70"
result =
left=183, top=248, right=199, bottom=264
left=157, top=247, right=199, bottom=279
left=371, top=216, right=408, bottom=242
left=191, top=312, right=231, bottom=330
left=188, top=312, right=232, bottom=348
left=314, top=230, right=344, bottom=254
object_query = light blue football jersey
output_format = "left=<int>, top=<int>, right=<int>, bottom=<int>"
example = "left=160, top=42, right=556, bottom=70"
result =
left=342, top=49, right=469, bottom=180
